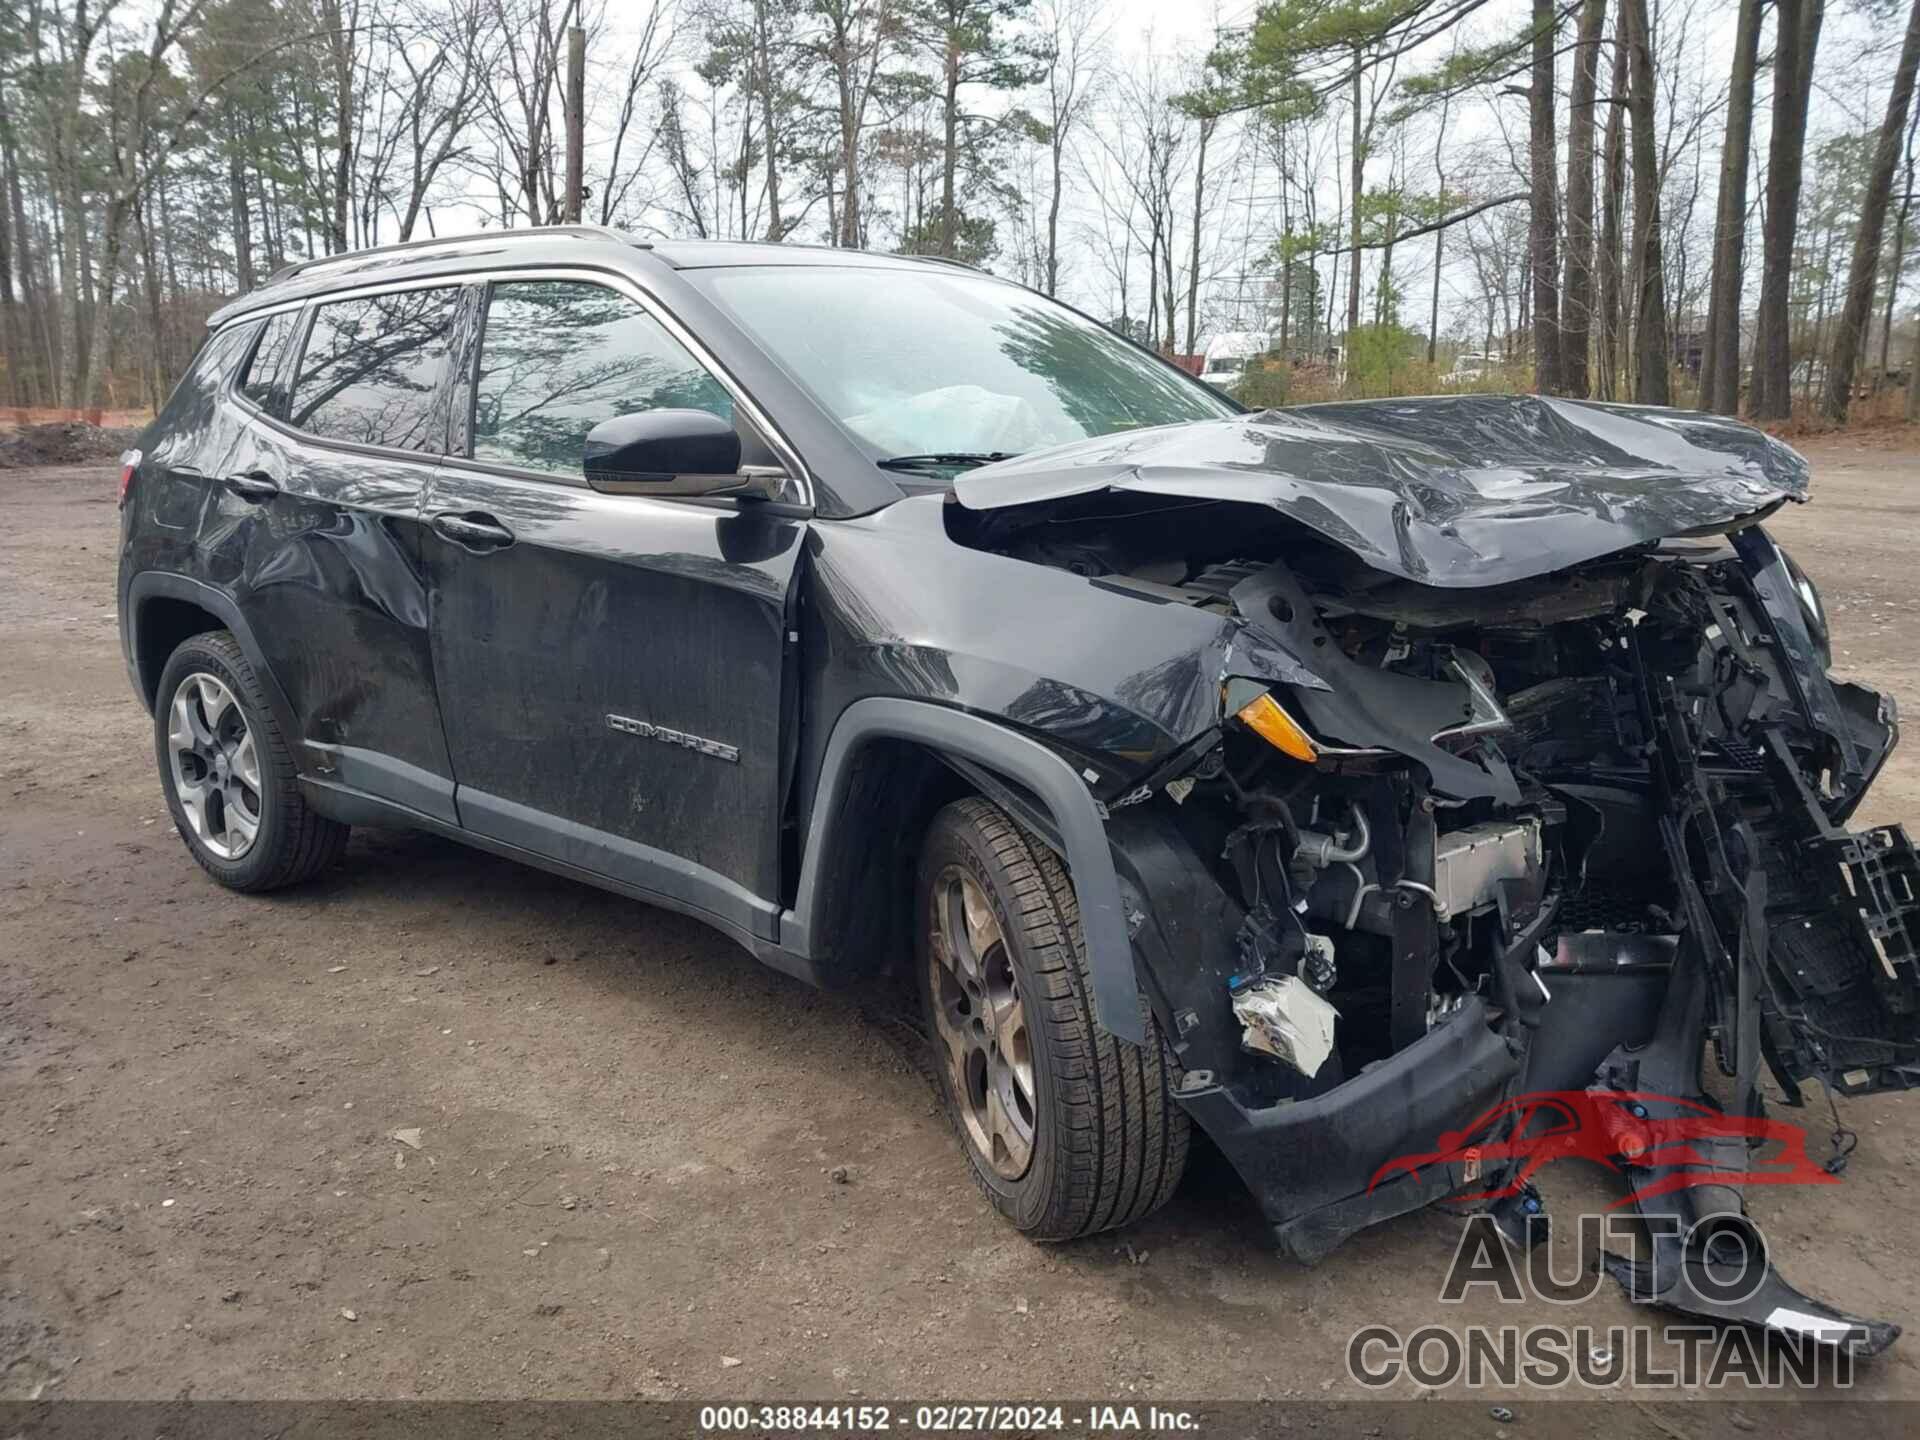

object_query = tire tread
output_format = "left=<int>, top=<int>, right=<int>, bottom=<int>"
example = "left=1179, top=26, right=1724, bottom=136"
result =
left=928, top=797, right=1188, bottom=1240
left=158, top=631, right=349, bottom=892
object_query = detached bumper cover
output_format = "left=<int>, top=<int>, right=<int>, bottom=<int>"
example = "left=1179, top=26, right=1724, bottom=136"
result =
left=1174, top=997, right=1521, bottom=1264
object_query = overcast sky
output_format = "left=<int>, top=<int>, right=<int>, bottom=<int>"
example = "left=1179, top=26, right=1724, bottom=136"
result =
left=424, top=0, right=1896, bottom=348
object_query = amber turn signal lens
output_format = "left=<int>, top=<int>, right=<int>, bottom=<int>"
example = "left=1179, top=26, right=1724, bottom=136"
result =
left=1235, top=692, right=1319, bottom=763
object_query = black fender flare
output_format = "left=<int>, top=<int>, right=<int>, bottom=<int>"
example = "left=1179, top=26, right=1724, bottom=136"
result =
left=784, top=696, right=1145, bottom=1045
left=124, top=572, right=301, bottom=748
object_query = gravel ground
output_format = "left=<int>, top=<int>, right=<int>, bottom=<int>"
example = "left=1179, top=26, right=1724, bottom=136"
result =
left=3, top=439, right=1920, bottom=1428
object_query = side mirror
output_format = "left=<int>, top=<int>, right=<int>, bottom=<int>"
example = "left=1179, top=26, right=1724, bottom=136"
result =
left=582, top=409, right=783, bottom=499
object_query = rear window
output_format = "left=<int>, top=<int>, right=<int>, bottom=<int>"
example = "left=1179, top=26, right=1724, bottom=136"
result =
left=238, top=311, right=299, bottom=412
left=288, top=287, right=463, bottom=451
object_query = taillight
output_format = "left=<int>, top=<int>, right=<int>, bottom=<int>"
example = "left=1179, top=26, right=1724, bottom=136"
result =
left=117, top=449, right=141, bottom=508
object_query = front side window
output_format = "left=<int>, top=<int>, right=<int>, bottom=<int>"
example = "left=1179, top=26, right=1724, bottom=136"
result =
left=239, top=311, right=299, bottom=412
left=288, top=287, right=463, bottom=451
left=471, top=280, right=733, bottom=477
left=691, top=266, right=1234, bottom=465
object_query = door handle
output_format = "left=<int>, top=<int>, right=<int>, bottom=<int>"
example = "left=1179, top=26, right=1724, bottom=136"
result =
left=432, top=511, right=516, bottom=550
left=222, top=469, right=280, bottom=502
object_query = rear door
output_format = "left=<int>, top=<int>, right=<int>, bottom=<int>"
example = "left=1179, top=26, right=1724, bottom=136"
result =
left=185, top=285, right=465, bottom=822
left=422, top=272, right=806, bottom=943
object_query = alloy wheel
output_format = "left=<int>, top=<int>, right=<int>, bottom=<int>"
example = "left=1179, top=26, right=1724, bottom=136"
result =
left=928, top=866, right=1037, bottom=1179
left=167, top=672, right=262, bottom=860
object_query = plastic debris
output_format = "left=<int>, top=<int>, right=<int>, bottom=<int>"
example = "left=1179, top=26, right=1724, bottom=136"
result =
left=391, top=1128, right=423, bottom=1150
left=1230, top=975, right=1339, bottom=1078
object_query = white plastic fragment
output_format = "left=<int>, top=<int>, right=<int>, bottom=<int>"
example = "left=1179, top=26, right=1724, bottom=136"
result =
left=1764, top=1306, right=1857, bottom=1343
left=1231, top=975, right=1339, bottom=1078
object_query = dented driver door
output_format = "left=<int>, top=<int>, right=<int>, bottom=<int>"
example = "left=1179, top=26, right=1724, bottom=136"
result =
left=422, top=274, right=805, bottom=944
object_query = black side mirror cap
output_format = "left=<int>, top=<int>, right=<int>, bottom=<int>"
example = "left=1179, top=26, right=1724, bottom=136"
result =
left=583, top=409, right=781, bottom=499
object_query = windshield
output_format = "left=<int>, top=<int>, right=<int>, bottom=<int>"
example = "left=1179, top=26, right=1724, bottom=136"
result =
left=692, top=265, right=1235, bottom=464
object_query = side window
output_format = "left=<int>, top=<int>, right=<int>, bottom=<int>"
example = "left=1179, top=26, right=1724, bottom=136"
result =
left=152, top=322, right=254, bottom=431
left=471, top=279, right=733, bottom=477
left=288, top=287, right=463, bottom=452
left=238, top=311, right=298, bottom=413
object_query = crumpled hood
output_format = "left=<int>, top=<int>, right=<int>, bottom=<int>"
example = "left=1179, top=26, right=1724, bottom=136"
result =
left=952, top=394, right=1810, bottom=587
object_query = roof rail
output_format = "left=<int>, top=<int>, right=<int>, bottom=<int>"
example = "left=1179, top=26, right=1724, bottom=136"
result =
left=266, top=225, right=640, bottom=286
left=907, top=252, right=987, bottom=275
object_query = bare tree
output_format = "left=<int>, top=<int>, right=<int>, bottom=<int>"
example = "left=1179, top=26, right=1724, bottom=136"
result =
left=1698, top=0, right=1761, bottom=414
left=1093, top=47, right=1186, bottom=349
left=1182, top=100, right=1220, bottom=358
left=1343, top=40, right=1398, bottom=346
left=1561, top=0, right=1606, bottom=396
left=473, top=0, right=582, bottom=226
left=803, top=0, right=903, bottom=248
left=1594, top=2, right=1628, bottom=400
left=1822, top=0, right=1920, bottom=421
left=657, top=78, right=712, bottom=237
left=316, top=0, right=360, bottom=252
left=71, top=0, right=322, bottom=408
left=1753, top=0, right=1825, bottom=419
left=1879, top=101, right=1920, bottom=389
left=26, top=0, right=113, bottom=403
left=1031, top=0, right=1103, bottom=295
left=352, top=0, right=497, bottom=242
left=1622, top=0, right=1668, bottom=402
left=1527, top=0, right=1561, bottom=392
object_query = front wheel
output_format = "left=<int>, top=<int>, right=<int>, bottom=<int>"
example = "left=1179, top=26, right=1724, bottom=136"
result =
left=915, top=797, right=1188, bottom=1240
left=154, top=630, right=349, bottom=891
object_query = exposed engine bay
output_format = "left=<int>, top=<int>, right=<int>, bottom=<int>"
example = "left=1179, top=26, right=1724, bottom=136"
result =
left=951, top=474, right=1919, bottom=1355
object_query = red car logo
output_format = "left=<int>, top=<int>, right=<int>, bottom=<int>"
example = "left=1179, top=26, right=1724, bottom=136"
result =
left=1369, top=1089, right=1839, bottom=1207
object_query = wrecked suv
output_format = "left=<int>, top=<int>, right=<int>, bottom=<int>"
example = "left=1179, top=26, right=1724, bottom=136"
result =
left=120, top=229, right=1918, bottom=1351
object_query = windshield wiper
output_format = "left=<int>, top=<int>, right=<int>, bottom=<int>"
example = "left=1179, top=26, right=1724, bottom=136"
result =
left=875, top=451, right=1018, bottom=473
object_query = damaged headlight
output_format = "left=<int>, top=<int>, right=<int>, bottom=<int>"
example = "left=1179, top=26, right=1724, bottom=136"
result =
left=1225, top=678, right=1319, bottom=763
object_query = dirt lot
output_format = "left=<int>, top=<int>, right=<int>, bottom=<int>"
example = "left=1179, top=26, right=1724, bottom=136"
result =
left=4, top=437, right=1920, bottom=1421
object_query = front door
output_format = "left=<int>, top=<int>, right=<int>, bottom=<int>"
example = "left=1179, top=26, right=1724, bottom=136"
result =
left=422, top=275, right=805, bottom=942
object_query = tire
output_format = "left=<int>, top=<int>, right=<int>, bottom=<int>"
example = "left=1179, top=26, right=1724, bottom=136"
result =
left=915, top=796, right=1188, bottom=1240
left=154, top=629, right=349, bottom=892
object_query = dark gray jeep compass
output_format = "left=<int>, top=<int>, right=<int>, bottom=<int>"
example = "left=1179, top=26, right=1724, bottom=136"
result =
left=119, top=225, right=1920, bottom=1351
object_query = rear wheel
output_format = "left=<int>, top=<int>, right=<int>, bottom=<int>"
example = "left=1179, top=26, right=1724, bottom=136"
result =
left=916, top=797, right=1188, bottom=1239
left=154, top=630, right=349, bottom=892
